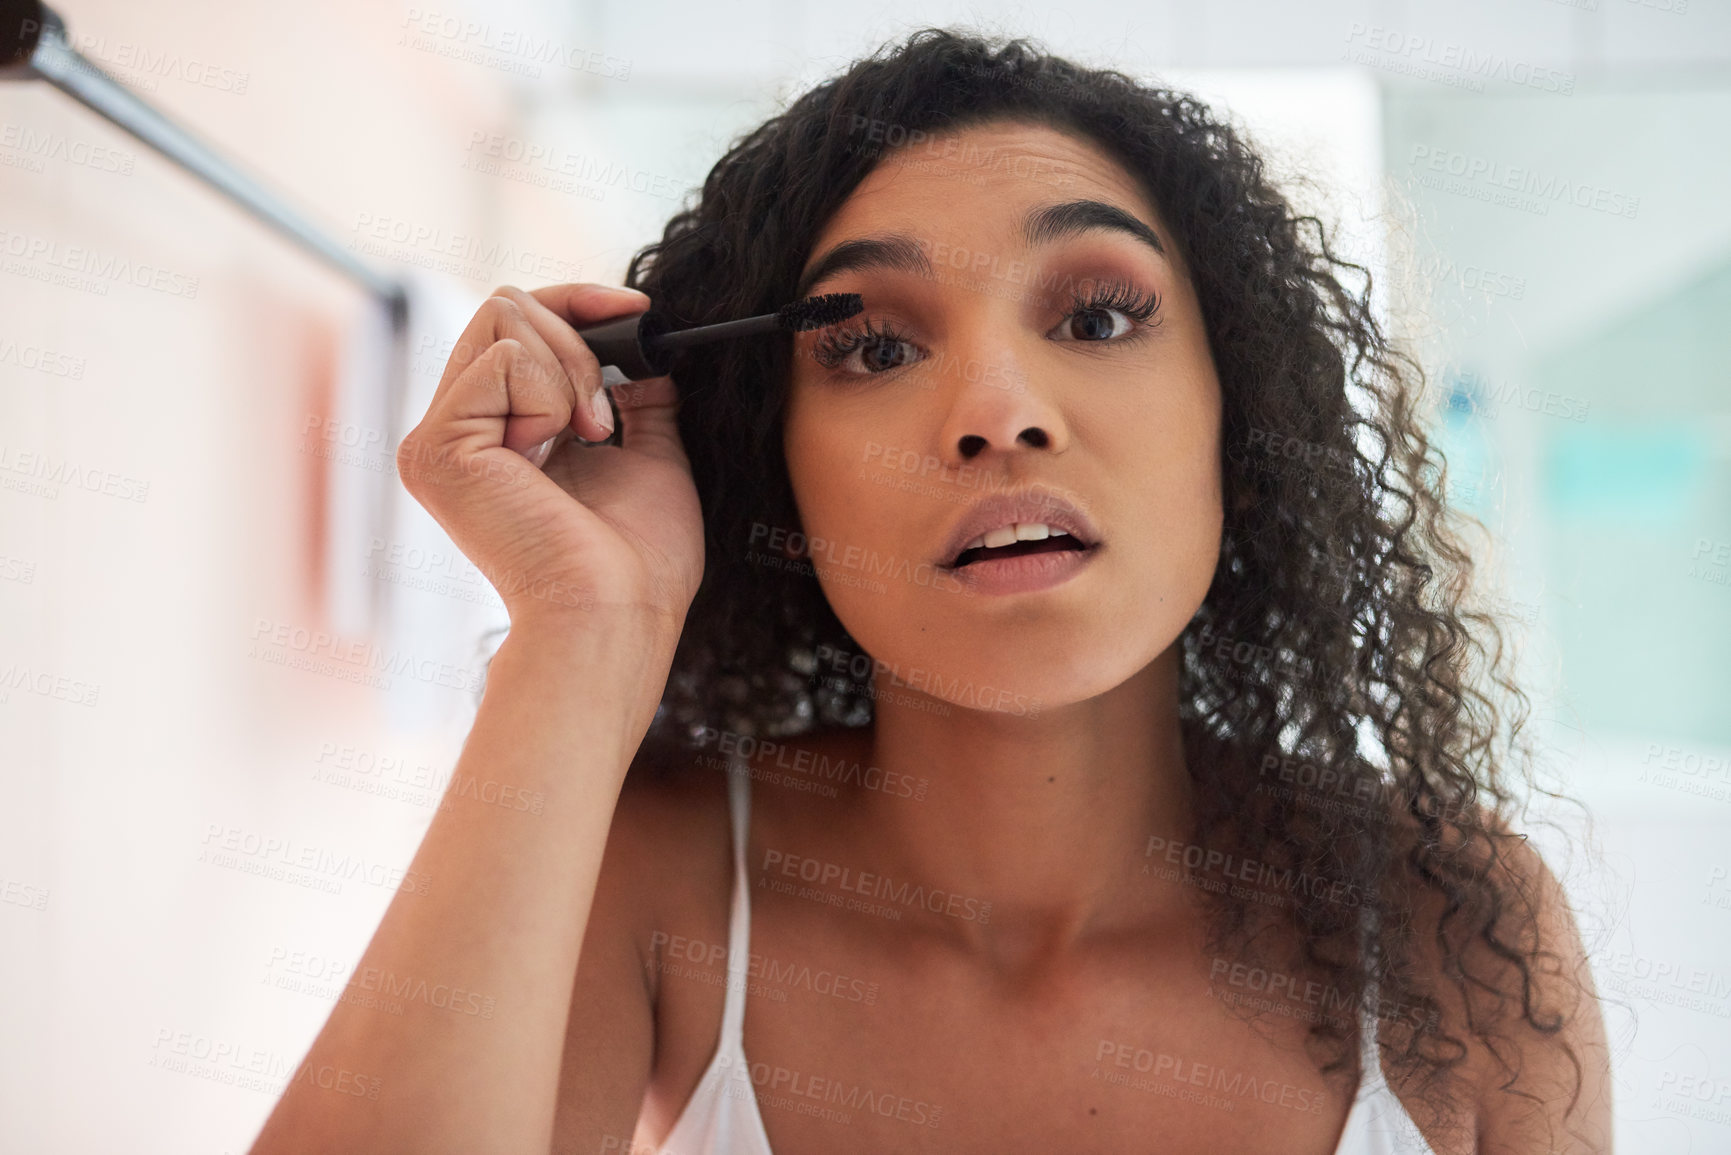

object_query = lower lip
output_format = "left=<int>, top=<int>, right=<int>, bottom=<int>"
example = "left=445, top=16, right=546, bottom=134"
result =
left=945, top=544, right=1099, bottom=596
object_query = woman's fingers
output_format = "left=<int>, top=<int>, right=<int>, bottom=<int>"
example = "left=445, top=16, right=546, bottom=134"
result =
left=408, top=282, right=657, bottom=484
left=495, top=286, right=623, bottom=444
left=422, top=305, right=573, bottom=457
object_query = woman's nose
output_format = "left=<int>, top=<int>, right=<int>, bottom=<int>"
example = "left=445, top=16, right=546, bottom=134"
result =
left=931, top=335, right=1068, bottom=461
left=956, top=427, right=1049, bottom=459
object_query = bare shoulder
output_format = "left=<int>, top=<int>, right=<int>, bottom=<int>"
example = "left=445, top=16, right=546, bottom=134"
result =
left=1386, top=808, right=1613, bottom=1155
left=549, top=740, right=734, bottom=1153
left=604, top=740, right=738, bottom=971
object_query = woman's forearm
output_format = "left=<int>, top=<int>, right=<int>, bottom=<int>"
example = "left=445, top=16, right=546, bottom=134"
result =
left=247, top=609, right=680, bottom=1155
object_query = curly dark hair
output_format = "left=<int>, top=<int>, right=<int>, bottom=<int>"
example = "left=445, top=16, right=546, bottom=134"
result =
left=561, top=24, right=1588, bottom=1139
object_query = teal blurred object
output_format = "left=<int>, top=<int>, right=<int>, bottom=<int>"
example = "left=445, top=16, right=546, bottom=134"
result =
left=1436, top=369, right=1500, bottom=516
left=1544, top=423, right=1706, bottom=526
left=1531, top=257, right=1731, bottom=744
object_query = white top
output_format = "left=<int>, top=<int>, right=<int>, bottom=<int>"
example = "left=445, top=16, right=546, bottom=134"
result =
left=655, top=755, right=1440, bottom=1154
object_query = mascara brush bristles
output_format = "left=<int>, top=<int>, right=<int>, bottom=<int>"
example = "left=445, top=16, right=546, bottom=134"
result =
left=650, top=293, right=862, bottom=355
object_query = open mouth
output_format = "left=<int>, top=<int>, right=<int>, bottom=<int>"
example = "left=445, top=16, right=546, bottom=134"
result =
left=953, top=535, right=1090, bottom=568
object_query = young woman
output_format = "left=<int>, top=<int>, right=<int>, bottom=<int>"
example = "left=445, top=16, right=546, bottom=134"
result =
left=250, top=28, right=1612, bottom=1155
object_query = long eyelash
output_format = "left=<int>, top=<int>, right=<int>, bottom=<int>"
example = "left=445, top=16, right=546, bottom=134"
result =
left=1068, top=278, right=1160, bottom=325
left=810, top=316, right=915, bottom=370
left=808, top=279, right=1161, bottom=374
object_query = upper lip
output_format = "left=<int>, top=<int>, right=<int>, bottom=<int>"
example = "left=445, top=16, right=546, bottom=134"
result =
left=938, top=492, right=1102, bottom=568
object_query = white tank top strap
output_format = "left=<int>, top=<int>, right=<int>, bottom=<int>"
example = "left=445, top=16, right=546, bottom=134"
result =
left=654, top=753, right=776, bottom=1155
left=1355, top=899, right=1389, bottom=1093
left=719, top=757, right=754, bottom=1044
left=1336, top=900, right=1439, bottom=1154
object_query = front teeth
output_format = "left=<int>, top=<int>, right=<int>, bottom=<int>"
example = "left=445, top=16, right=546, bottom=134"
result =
left=961, top=522, right=1069, bottom=552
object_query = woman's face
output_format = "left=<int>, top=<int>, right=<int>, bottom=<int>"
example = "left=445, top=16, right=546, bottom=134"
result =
left=783, top=119, right=1223, bottom=713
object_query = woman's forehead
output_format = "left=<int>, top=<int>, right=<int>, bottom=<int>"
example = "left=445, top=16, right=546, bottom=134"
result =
left=803, top=123, right=1167, bottom=279
left=867, top=122, right=1138, bottom=195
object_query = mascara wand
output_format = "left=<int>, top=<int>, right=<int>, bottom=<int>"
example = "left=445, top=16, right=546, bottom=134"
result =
left=575, top=293, right=863, bottom=381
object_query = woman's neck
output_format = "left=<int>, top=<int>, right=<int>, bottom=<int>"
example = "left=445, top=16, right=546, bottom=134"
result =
left=836, top=646, right=1197, bottom=967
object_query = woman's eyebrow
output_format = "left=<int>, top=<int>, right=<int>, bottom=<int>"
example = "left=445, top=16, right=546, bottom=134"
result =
left=1023, top=199, right=1166, bottom=258
left=795, top=198, right=1167, bottom=299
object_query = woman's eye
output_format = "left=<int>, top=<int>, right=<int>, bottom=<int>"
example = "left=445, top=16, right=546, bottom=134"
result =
left=852, top=336, right=918, bottom=372
left=1058, top=306, right=1136, bottom=342
left=1050, top=282, right=1161, bottom=344
left=810, top=321, right=922, bottom=376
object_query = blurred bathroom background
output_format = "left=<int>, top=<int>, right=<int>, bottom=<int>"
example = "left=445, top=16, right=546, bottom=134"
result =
left=2, top=0, right=1728, bottom=1150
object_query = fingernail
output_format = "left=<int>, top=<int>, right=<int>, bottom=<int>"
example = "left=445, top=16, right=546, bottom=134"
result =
left=590, top=388, right=615, bottom=437
left=525, top=436, right=556, bottom=469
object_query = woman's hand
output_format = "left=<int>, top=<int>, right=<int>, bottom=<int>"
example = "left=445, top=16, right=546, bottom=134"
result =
left=395, top=283, right=704, bottom=633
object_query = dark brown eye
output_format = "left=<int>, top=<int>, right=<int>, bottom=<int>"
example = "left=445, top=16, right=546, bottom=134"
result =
left=1065, top=308, right=1133, bottom=341
left=859, top=336, right=915, bottom=371
left=1051, top=280, right=1161, bottom=344
left=810, top=318, right=921, bottom=376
